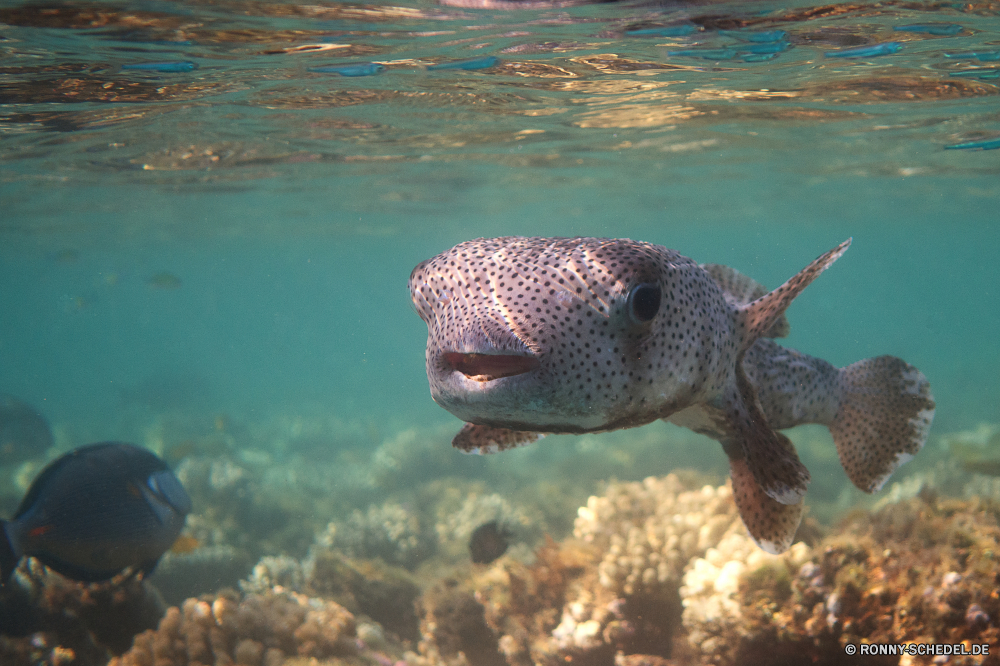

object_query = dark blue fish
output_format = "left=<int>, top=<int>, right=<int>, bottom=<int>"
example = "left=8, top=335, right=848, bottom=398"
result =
left=825, top=42, right=902, bottom=58
left=427, top=55, right=499, bottom=71
left=122, top=61, right=199, bottom=72
left=944, top=50, right=1000, bottom=61
left=308, top=63, right=385, bottom=77
left=0, top=442, right=192, bottom=584
left=625, top=25, right=697, bottom=37
left=667, top=48, right=739, bottom=60
left=0, top=394, right=53, bottom=466
left=945, top=137, right=1000, bottom=150
left=893, top=23, right=964, bottom=36
left=720, top=29, right=787, bottom=43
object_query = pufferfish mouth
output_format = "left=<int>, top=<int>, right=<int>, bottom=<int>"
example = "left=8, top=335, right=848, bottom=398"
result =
left=442, top=352, right=540, bottom=382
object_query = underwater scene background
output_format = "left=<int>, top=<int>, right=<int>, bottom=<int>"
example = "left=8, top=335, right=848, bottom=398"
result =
left=1, top=0, right=999, bottom=663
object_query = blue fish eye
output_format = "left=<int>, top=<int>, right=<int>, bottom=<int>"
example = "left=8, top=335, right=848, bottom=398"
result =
left=628, top=283, right=661, bottom=323
left=146, top=471, right=193, bottom=515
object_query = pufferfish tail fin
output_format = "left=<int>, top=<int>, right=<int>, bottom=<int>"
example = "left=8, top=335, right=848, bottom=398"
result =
left=830, top=356, right=935, bottom=493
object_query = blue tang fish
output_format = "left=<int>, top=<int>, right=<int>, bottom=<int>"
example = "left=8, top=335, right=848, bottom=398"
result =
left=825, top=42, right=902, bottom=58
left=0, top=442, right=192, bottom=583
left=410, top=238, right=935, bottom=554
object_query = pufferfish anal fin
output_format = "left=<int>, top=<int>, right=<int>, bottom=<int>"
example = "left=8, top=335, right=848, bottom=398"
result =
left=701, top=263, right=789, bottom=338
left=728, top=455, right=804, bottom=554
left=830, top=355, right=935, bottom=493
left=453, top=423, right=546, bottom=454
left=726, top=373, right=811, bottom=506
left=736, top=238, right=851, bottom=349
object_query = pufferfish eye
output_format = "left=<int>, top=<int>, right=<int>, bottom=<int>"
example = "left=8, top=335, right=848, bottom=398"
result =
left=627, top=283, right=661, bottom=323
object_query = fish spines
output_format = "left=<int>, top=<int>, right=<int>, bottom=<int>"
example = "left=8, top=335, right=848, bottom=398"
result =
left=735, top=238, right=851, bottom=354
left=829, top=356, right=935, bottom=493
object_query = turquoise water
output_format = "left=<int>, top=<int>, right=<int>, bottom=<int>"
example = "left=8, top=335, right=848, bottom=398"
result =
left=1, top=0, right=1000, bottom=645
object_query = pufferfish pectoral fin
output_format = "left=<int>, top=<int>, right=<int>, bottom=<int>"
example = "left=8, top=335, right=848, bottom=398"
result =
left=452, top=423, right=546, bottom=454
left=726, top=371, right=811, bottom=506
left=728, top=454, right=804, bottom=555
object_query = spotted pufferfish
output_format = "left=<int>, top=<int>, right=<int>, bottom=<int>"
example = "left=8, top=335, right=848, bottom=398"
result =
left=409, top=237, right=935, bottom=553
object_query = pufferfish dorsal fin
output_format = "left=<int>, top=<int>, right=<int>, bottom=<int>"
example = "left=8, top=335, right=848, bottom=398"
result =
left=453, top=424, right=545, bottom=454
left=736, top=238, right=851, bottom=352
left=701, top=263, right=789, bottom=338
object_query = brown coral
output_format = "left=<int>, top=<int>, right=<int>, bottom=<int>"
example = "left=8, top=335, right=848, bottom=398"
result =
left=682, top=494, right=1000, bottom=666
left=108, top=590, right=359, bottom=666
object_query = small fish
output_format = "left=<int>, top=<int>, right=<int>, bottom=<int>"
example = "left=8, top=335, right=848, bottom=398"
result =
left=944, top=137, right=1000, bottom=150
left=944, top=50, right=1000, bottom=61
left=0, top=394, right=54, bottom=466
left=410, top=238, right=935, bottom=554
left=741, top=53, right=779, bottom=62
left=0, top=442, right=192, bottom=583
left=825, top=42, right=902, bottom=58
left=427, top=55, right=499, bottom=71
left=666, top=48, right=739, bottom=60
left=948, top=68, right=1000, bottom=79
left=893, top=23, right=964, bottom=36
left=740, top=41, right=791, bottom=55
left=308, top=63, right=385, bottom=77
left=625, top=25, right=697, bottom=37
left=122, top=61, right=199, bottom=73
left=147, top=271, right=182, bottom=290
left=719, top=29, right=788, bottom=43
left=469, top=520, right=512, bottom=564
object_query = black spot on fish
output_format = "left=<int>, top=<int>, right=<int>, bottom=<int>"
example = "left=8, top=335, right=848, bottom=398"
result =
left=469, top=520, right=512, bottom=564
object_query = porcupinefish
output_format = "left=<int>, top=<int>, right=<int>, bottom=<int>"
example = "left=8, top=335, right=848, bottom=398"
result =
left=409, top=237, right=935, bottom=553
left=1, top=442, right=192, bottom=583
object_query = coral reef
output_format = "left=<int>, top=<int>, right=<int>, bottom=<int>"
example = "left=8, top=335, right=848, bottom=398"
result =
left=412, top=473, right=743, bottom=666
left=0, top=563, right=165, bottom=666
left=107, top=589, right=374, bottom=666
left=413, top=473, right=1000, bottom=666
left=318, top=501, right=436, bottom=570
left=681, top=492, right=1000, bottom=666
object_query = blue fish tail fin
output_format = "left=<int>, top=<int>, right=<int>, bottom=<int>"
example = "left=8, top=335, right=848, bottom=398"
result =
left=736, top=239, right=851, bottom=353
left=0, top=521, right=21, bottom=584
left=830, top=356, right=935, bottom=493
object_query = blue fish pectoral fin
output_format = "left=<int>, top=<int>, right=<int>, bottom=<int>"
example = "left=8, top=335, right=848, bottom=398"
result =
left=736, top=239, right=851, bottom=352
left=728, top=455, right=804, bottom=554
left=726, top=368, right=811, bottom=506
left=452, top=424, right=545, bottom=454
left=829, top=356, right=935, bottom=493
